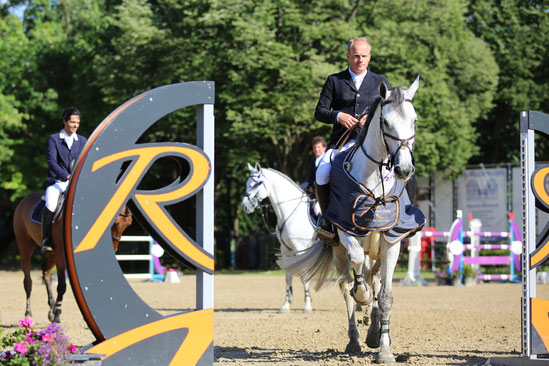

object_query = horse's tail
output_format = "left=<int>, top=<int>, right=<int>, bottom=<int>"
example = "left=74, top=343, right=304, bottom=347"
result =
left=276, top=241, right=335, bottom=291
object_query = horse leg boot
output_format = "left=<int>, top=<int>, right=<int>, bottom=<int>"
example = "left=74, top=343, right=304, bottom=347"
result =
left=41, top=208, right=55, bottom=254
left=374, top=241, right=401, bottom=364
left=315, top=183, right=337, bottom=245
left=339, top=232, right=372, bottom=306
left=280, top=272, right=293, bottom=313
left=303, top=279, right=313, bottom=314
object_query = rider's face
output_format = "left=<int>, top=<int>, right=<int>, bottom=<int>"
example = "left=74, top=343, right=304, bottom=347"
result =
left=63, top=115, right=80, bottom=136
left=347, top=41, right=371, bottom=75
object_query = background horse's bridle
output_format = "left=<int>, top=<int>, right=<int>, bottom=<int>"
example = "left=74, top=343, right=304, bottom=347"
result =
left=244, top=172, right=308, bottom=249
left=112, top=206, right=132, bottom=242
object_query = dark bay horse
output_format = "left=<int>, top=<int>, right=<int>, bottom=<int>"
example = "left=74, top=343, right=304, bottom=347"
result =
left=13, top=191, right=132, bottom=323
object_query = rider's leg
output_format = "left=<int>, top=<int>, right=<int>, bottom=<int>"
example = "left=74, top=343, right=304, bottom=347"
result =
left=315, top=150, right=335, bottom=237
left=42, top=185, right=59, bottom=253
left=41, top=181, right=68, bottom=253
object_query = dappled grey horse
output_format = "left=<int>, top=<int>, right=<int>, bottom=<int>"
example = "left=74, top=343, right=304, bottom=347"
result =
left=279, top=77, right=424, bottom=363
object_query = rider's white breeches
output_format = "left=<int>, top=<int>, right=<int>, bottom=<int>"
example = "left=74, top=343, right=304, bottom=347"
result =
left=315, top=140, right=356, bottom=185
left=45, top=180, right=69, bottom=212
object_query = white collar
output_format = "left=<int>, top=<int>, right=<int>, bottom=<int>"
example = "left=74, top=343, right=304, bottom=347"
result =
left=348, top=68, right=367, bottom=81
left=59, top=129, right=78, bottom=141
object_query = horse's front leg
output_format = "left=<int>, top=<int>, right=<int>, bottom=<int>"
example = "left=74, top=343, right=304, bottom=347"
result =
left=49, top=252, right=67, bottom=323
left=280, top=272, right=293, bottom=313
left=375, top=239, right=401, bottom=364
left=42, top=253, right=56, bottom=318
left=333, top=245, right=361, bottom=353
left=302, top=279, right=313, bottom=314
left=338, top=230, right=372, bottom=306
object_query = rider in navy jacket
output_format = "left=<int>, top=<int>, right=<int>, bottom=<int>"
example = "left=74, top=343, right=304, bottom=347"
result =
left=46, top=127, right=87, bottom=187
left=313, top=37, right=390, bottom=242
left=315, top=65, right=389, bottom=148
left=41, top=107, right=87, bottom=253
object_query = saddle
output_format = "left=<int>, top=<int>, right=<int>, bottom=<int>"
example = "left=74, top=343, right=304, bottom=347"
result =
left=30, top=193, right=66, bottom=224
left=325, top=149, right=425, bottom=243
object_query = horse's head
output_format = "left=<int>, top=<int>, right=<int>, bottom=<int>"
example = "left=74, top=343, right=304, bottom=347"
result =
left=241, top=163, right=269, bottom=214
left=111, top=205, right=133, bottom=252
left=379, top=76, right=419, bottom=181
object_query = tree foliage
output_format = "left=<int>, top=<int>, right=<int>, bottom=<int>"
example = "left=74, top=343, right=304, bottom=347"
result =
left=0, top=0, right=544, bottom=248
left=467, top=0, right=549, bottom=163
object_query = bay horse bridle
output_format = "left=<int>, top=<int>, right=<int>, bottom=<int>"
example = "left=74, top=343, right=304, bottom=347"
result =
left=112, top=206, right=132, bottom=242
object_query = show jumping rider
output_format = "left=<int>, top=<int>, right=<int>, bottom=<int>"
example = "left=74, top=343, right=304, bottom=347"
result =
left=313, top=37, right=390, bottom=240
left=41, top=107, right=87, bottom=253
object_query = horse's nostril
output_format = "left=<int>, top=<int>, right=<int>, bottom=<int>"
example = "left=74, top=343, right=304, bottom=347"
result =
left=394, top=166, right=401, bottom=175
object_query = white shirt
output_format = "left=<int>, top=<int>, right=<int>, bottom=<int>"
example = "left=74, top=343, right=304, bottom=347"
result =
left=59, top=129, right=79, bottom=150
left=315, top=155, right=323, bottom=168
left=348, top=68, right=367, bottom=90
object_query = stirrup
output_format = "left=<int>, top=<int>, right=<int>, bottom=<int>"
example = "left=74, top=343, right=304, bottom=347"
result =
left=316, top=217, right=335, bottom=237
left=315, top=217, right=338, bottom=246
left=41, top=245, right=53, bottom=254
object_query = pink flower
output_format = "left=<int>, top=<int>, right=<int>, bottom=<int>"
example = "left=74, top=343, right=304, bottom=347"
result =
left=42, top=334, right=53, bottom=343
left=18, top=317, right=34, bottom=328
left=14, top=342, right=28, bottom=355
left=25, top=336, right=34, bottom=345
left=69, top=344, right=77, bottom=353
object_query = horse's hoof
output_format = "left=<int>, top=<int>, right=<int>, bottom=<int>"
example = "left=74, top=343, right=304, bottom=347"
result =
left=375, top=351, right=396, bottom=364
left=48, top=310, right=55, bottom=322
left=279, top=307, right=290, bottom=314
left=303, top=307, right=312, bottom=314
left=366, top=308, right=381, bottom=348
left=345, top=341, right=361, bottom=354
left=350, top=285, right=371, bottom=306
left=366, top=331, right=380, bottom=348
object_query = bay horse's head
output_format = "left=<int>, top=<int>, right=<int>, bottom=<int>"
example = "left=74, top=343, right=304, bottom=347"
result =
left=111, top=205, right=132, bottom=252
left=241, top=163, right=269, bottom=214
left=379, top=76, right=420, bottom=181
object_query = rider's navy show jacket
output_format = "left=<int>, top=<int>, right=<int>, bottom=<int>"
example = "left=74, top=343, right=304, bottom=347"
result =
left=46, top=132, right=87, bottom=187
left=314, top=68, right=390, bottom=147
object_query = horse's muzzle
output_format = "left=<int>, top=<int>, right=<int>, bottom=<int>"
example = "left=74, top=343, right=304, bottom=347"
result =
left=394, top=165, right=414, bottom=182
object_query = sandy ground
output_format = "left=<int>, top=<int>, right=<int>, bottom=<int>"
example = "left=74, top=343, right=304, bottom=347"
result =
left=1, top=269, right=546, bottom=365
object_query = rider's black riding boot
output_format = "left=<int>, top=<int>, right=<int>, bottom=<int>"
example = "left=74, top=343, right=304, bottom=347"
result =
left=315, top=183, right=336, bottom=242
left=41, top=208, right=55, bottom=254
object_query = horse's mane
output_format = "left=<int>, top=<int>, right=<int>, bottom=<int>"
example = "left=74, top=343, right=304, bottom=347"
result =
left=356, top=97, right=382, bottom=146
left=263, top=168, right=305, bottom=193
left=355, top=86, right=406, bottom=145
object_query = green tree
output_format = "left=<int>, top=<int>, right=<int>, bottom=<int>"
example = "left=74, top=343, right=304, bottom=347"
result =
left=467, top=0, right=549, bottom=163
left=356, top=0, right=499, bottom=178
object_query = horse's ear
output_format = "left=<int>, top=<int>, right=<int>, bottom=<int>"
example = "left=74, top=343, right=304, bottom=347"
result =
left=408, top=75, right=420, bottom=100
left=379, top=81, right=389, bottom=100
left=247, top=162, right=255, bottom=172
left=255, top=162, right=262, bottom=171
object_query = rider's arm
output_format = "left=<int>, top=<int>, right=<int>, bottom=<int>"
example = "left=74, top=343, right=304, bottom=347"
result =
left=46, top=135, right=70, bottom=181
left=314, top=76, right=340, bottom=124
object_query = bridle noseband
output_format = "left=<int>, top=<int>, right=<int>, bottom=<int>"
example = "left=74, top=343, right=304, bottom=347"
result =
left=358, top=97, right=416, bottom=202
left=378, top=98, right=416, bottom=170
left=244, top=175, right=265, bottom=208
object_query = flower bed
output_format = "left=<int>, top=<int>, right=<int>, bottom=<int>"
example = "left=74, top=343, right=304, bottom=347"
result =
left=1, top=317, right=77, bottom=365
